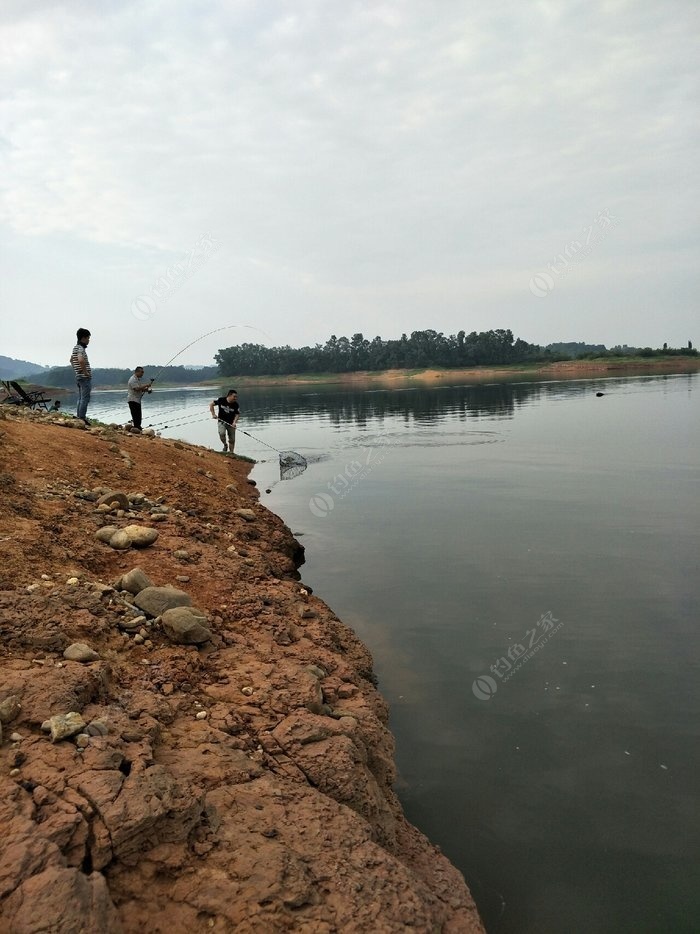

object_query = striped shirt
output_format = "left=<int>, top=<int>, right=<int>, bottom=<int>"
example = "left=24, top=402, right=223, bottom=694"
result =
left=70, top=342, right=91, bottom=379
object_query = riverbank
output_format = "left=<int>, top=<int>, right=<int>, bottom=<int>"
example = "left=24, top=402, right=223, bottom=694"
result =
left=22, top=354, right=700, bottom=394
left=221, top=356, right=700, bottom=387
left=0, top=406, right=484, bottom=932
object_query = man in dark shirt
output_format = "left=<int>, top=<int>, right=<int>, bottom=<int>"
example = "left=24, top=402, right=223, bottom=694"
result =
left=209, top=389, right=240, bottom=453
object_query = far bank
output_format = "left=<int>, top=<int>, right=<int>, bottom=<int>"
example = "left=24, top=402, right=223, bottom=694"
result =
left=164, top=355, right=700, bottom=390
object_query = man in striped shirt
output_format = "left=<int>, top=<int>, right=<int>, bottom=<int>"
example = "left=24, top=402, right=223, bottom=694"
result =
left=70, top=328, right=92, bottom=424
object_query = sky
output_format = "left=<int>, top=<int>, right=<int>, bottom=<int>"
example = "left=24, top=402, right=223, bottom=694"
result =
left=1, top=0, right=698, bottom=369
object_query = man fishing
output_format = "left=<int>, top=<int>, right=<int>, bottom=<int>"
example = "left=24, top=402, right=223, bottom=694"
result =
left=126, top=366, right=153, bottom=431
left=209, top=389, right=240, bottom=453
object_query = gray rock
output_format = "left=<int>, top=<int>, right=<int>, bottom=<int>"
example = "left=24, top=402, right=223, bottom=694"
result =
left=0, top=695, right=21, bottom=724
left=63, top=643, right=100, bottom=663
left=118, top=614, right=146, bottom=631
left=85, top=719, right=110, bottom=737
left=122, top=525, right=159, bottom=548
left=235, top=508, right=256, bottom=522
left=118, top=567, right=154, bottom=595
left=109, top=530, right=132, bottom=550
left=96, top=490, right=130, bottom=510
left=161, top=606, right=212, bottom=645
left=133, top=586, right=192, bottom=617
left=305, top=665, right=327, bottom=680
left=95, top=526, right=119, bottom=544
left=48, top=712, right=86, bottom=742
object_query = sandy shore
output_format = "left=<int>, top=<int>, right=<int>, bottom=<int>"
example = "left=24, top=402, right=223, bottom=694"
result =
left=205, top=356, right=700, bottom=389
left=0, top=406, right=485, bottom=932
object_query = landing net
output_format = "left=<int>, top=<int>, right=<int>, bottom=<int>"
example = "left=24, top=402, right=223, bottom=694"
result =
left=279, top=451, right=308, bottom=481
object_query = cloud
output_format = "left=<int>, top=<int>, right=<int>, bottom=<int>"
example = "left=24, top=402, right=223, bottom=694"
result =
left=0, top=0, right=698, bottom=365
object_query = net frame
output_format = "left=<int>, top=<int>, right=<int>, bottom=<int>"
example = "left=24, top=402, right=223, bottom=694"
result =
left=279, top=451, right=308, bottom=481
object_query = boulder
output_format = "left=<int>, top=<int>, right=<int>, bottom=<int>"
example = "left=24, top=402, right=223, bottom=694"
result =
left=133, top=586, right=192, bottom=617
left=63, top=643, right=100, bottom=663
left=117, top=567, right=154, bottom=595
left=109, top=530, right=131, bottom=550
left=161, top=607, right=212, bottom=645
left=96, top=490, right=130, bottom=510
left=122, top=525, right=159, bottom=548
left=48, top=712, right=86, bottom=743
left=0, top=695, right=21, bottom=724
left=235, top=508, right=256, bottom=522
left=95, top=526, right=119, bottom=544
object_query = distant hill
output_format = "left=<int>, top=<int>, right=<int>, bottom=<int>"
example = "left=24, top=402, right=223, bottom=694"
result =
left=0, top=355, right=50, bottom=381
left=42, top=365, right=220, bottom=388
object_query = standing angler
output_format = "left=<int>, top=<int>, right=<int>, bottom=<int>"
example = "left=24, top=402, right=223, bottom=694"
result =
left=126, top=366, right=153, bottom=432
left=70, top=328, right=92, bottom=425
left=209, top=389, right=240, bottom=454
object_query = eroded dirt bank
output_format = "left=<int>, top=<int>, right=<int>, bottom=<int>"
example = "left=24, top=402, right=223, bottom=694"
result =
left=0, top=408, right=485, bottom=933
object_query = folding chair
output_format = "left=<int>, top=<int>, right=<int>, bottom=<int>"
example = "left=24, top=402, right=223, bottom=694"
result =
left=1, top=381, right=24, bottom=405
left=9, top=381, right=51, bottom=411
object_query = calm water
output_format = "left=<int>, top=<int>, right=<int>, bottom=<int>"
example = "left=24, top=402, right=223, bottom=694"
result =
left=81, top=374, right=700, bottom=933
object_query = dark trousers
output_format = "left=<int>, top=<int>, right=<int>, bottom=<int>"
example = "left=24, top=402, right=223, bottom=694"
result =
left=128, top=401, right=142, bottom=430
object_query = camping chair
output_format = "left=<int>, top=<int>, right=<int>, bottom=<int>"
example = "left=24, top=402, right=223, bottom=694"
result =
left=9, top=381, right=51, bottom=411
left=1, top=381, right=24, bottom=405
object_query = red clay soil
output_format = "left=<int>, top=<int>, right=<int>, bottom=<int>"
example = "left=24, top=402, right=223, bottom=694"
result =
left=0, top=407, right=485, bottom=933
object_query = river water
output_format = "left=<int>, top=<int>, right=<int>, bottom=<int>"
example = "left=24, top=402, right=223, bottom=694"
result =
left=81, top=373, right=699, bottom=933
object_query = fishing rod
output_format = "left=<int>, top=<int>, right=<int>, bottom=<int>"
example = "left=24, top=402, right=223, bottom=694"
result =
left=149, top=324, right=272, bottom=385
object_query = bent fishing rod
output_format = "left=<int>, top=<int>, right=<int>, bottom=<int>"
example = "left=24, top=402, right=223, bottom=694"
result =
left=148, top=324, right=272, bottom=386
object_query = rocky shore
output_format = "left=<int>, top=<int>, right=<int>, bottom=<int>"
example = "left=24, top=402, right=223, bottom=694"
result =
left=0, top=407, right=485, bottom=933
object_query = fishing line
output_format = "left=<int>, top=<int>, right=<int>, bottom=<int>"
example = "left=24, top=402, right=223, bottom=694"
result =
left=149, top=415, right=307, bottom=484
left=150, top=324, right=272, bottom=384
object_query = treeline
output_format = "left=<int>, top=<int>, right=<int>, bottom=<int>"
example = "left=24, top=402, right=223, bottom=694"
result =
left=216, top=329, right=550, bottom=376
left=41, top=365, right=219, bottom=388
left=581, top=345, right=697, bottom=359
left=546, top=341, right=697, bottom=360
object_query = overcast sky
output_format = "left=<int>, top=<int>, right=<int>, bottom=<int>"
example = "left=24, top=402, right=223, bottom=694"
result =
left=1, top=0, right=698, bottom=368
